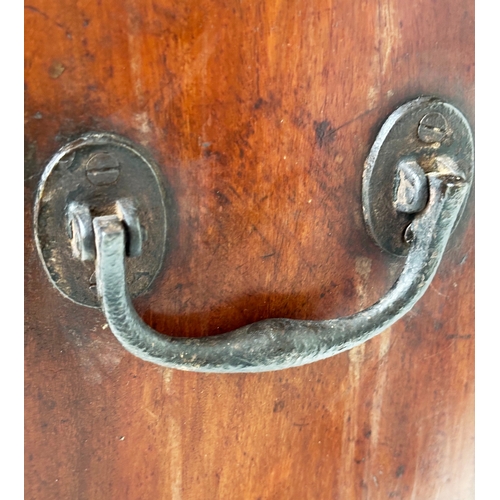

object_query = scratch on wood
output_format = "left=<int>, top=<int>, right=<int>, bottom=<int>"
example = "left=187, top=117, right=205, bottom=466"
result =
left=429, top=283, right=447, bottom=298
left=168, top=417, right=183, bottom=500
left=355, top=256, right=372, bottom=307
left=376, top=0, right=400, bottom=75
left=369, top=327, right=392, bottom=451
left=25, top=5, right=72, bottom=38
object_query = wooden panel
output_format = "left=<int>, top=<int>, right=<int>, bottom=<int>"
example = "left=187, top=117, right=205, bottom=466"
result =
left=25, top=0, right=474, bottom=498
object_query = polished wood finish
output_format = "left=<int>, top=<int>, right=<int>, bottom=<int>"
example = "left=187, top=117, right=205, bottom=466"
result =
left=25, top=1, right=474, bottom=498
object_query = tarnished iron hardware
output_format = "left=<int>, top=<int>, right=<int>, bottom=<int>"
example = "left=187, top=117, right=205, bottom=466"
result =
left=362, top=96, right=474, bottom=255
left=85, top=151, right=121, bottom=186
left=417, top=112, right=448, bottom=144
left=91, top=152, right=470, bottom=372
left=115, top=198, right=144, bottom=258
left=67, top=199, right=144, bottom=263
left=34, top=132, right=168, bottom=307
left=34, top=97, right=474, bottom=373
left=393, top=159, right=428, bottom=214
left=67, top=202, right=95, bottom=261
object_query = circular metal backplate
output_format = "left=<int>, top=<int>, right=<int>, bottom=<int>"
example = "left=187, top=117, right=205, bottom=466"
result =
left=35, top=132, right=168, bottom=307
left=362, top=96, right=474, bottom=256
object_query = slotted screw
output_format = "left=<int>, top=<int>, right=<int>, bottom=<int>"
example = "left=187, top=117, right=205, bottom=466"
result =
left=417, top=112, right=448, bottom=144
left=86, top=152, right=121, bottom=186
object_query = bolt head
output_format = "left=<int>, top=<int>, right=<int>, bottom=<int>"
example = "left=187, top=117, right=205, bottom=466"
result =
left=86, top=152, right=120, bottom=186
left=417, top=112, right=448, bottom=144
left=393, top=159, right=428, bottom=214
left=66, top=202, right=96, bottom=261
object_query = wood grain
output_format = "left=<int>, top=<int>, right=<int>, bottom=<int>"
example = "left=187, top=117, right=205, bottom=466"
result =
left=25, top=0, right=474, bottom=498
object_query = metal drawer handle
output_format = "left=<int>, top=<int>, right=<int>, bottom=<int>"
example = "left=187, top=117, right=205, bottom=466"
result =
left=94, top=164, right=467, bottom=372
left=34, top=97, right=474, bottom=373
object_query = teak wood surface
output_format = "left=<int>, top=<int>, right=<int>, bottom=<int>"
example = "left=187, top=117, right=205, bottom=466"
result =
left=25, top=1, right=474, bottom=498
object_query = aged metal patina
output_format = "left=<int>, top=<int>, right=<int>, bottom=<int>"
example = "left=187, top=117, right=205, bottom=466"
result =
left=362, top=96, right=474, bottom=255
left=34, top=132, right=168, bottom=307
left=34, top=98, right=474, bottom=373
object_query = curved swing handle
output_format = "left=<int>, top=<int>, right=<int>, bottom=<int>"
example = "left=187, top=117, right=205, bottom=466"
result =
left=34, top=97, right=473, bottom=373
left=93, top=164, right=469, bottom=373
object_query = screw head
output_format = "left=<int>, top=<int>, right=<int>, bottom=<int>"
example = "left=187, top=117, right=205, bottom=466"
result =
left=417, top=112, right=448, bottom=144
left=86, top=152, right=120, bottom=186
